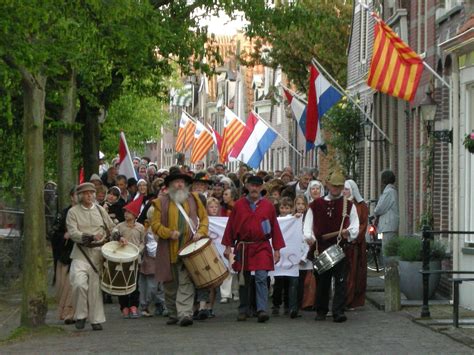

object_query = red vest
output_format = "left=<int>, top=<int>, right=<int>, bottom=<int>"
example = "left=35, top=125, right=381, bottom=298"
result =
left=310, top=196, right=352, bottom=253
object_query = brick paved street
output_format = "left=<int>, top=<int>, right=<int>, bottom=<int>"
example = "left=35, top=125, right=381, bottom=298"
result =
left=1, top=299, right=473, bottom=354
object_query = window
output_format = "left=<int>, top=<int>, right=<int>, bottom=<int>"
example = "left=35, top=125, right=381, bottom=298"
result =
left=359, top=1, right=369, bottom=63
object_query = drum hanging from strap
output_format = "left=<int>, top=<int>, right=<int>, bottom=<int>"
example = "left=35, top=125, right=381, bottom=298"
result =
left=178, top=238, right=229, bottom=289
left=313, top=244, right=345, bottom=275
left=101, top=241, right=139, bottom=295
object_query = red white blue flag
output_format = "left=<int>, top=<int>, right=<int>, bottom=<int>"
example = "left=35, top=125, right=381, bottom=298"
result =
left=229, top=112, right=277, bottom=169
left=306, top=64, right=341, bottom=146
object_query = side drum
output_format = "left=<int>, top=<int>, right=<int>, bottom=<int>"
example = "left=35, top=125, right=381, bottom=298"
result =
left=178, top=238, right=229, bottom=289
left=101, top=241, right=139, bottom=296
left=313, top=244, right=345, bottom=275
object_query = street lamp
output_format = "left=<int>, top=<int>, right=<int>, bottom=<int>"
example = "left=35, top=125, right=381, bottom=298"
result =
left=419, top=92, right=437, bottom=123
left=420, top=92, right=452, bottom=143
left=363, top=119, right=385, bottom=142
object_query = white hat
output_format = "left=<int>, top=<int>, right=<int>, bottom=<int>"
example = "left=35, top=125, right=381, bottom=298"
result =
left=89, top=174, right=102, bottom=182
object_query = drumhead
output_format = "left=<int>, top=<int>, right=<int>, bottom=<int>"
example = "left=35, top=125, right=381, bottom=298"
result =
left=102, top=241, right=139, bottom=263
left=179, top=238, right=209, bottom=256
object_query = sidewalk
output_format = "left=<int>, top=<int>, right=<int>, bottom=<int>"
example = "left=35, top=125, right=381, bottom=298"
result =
left=366, top=272, right=474, bottom=348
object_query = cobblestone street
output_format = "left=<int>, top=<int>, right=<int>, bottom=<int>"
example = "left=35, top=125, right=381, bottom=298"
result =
left=1, top=299, right=472, bottom=354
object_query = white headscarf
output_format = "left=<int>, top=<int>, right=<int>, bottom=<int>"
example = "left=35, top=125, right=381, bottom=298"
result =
left=344, top=179, right=364, bottom=203
left=305, top=180, right=325, bottom=203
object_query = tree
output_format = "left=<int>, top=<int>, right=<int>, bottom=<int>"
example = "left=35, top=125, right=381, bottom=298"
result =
left=0, top=1, right=67, bottom=327
left=242, top=0, right=352, bottom=92
left=324, top=101, right=362, bottom=179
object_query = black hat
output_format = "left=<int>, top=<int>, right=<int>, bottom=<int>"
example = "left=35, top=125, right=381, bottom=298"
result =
left=194, top=172, right=212, bottom=184
left=164, top=172, right=193, bottom=187
left=246, top=175, right=264, bottom=186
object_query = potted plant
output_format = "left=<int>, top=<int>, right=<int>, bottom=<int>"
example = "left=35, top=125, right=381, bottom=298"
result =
left=463, top=131, right=474, bottom=154
left=386, top=236, right=446, bottom=300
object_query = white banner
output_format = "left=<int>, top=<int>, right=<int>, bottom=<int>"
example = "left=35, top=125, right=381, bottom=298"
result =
left=208, top=216, right=304, bottom=277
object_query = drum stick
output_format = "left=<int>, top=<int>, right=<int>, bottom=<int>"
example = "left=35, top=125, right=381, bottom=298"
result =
left=320, top=231, right=340, bottom=240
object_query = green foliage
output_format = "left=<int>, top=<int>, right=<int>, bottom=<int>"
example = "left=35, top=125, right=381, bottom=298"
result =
left=384, top=236, right=401, bottom=257
left=242, top=0, right=352, bottom=91
left=388, top=236, right=447, bottom=262
left=398, top=237, right=422, bottom=262
left=100, top=93, right=170, bottom=158
left=324, top=100, right=362, bottom=178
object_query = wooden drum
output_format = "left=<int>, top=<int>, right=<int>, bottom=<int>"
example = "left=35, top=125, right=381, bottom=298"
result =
left=178, top=238, right=229, bottom=289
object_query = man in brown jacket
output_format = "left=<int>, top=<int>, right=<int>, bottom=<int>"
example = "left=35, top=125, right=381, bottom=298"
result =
left=151, top=172, right=208, bottom=327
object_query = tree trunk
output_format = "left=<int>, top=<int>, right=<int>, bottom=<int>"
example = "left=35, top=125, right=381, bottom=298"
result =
left=21, top=70, right=48, bottom=327
left=57, top=69, right=77, bottom=211
left=79, top=96, right=100, bottom=180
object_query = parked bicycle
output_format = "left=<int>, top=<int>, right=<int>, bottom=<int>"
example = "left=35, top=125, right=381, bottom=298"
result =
left=366, top=215, right=383, bottom=272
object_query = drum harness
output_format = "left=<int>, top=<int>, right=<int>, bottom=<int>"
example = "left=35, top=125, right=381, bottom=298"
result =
left=313, top=197, right=349, bottom=261
left=76, top=205, right=113, bottom=275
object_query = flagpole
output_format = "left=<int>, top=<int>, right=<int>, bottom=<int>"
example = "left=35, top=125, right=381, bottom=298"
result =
left=252, top=111, right=303, bottom=157
left=311, top=57, right=392, bottom=144
left=280, top=83, right=308, bottom=105
left=422, top=62, right=451, bottom=89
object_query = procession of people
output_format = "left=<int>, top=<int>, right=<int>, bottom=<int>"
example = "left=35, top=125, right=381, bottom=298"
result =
left=51, top=157, right=382, bottom=330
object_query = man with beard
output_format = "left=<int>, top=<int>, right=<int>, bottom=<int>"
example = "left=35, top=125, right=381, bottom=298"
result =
left=66, top=182, right=115, bottom=331
left=151, top=171, right=209, bottom=326
left=222, top=175, right=285, bottom=323
left=303, top=170, right=359, bottom=323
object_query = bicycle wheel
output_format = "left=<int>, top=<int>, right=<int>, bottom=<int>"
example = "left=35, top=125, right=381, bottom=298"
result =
left=367, top=244, right=384, bottom=272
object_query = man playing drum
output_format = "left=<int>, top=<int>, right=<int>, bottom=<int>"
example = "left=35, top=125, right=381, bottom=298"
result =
left=151, top=171, right=209, bottom=327
left=222, top=175, right=285, bottom=323
left=303, top=170, right=359, bottom=323
left=66, top=182, right=115, bottom=331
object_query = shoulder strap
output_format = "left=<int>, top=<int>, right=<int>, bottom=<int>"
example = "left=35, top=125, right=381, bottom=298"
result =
left=159, top=195, right=170, bottom=227
left=76, top=244, right=99, bottom=274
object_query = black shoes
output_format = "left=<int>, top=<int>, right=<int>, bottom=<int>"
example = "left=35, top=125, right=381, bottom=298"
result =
left=91, top=323, right=103, bottom=331
left=314, top=314, right=326, bottom=321
left=75, top=318, right=86, bottom=329
left=166, top=317, right=179, bottom=325
left=290, top=310, right=299, bottom=319
left=257, top=311, right=269, bottom=323
left=193, top=309, right=209, bottom=321
left=237, top=313, right=247, bottom=321
left=179, top=316, right=193, bottom=327
left=333, top=314, right=347, bottom=323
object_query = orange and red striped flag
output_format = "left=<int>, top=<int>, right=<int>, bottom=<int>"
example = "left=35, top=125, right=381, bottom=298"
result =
left=175, top=113, right=191, bottom=152
left=367, top=17, right=423, bottom=101
left=219, top=107, right=245, bottom=163
left=183, top=119, right=196, bottom=151
left=190, top=121, right=214, bottom=163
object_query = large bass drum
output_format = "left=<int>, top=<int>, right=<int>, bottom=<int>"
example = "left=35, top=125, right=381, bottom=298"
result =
left=178, top=238, right=229, bottom=289
left=313, top=244, right=345, bottom=275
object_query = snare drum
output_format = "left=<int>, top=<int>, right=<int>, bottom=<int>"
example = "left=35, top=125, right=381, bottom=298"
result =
left=178, top=238, right=229, bottom=289
left=101, top=241, right=139, bottom=296
left=313, top=244, right=345, bottom=275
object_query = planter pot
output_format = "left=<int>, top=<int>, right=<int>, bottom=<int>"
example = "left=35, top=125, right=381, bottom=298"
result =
left=468, top=146, right=474, bottom=154
left=399, top=260, right=441, bottom=300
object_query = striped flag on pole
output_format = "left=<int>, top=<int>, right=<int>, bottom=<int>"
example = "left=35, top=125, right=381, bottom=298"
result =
left=367, top=16, right=423, bottom=101
left=207, top=123, right=223, bottom=153
left=219, top=107, right=245, bottom=163
left=175, top=112, right=190, bottom=152
left=229, top=112, right=277, bottom=169
left=184, top=118, right=196, bottom=151
left=191, top=121, right=214, bottom=163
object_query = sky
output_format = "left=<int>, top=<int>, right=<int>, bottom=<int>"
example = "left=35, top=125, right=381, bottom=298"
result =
left=198, top=11, right=247, bottom=35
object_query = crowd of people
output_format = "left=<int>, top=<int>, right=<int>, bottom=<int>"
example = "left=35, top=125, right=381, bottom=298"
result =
left=50, top=156, right=399, bottom=330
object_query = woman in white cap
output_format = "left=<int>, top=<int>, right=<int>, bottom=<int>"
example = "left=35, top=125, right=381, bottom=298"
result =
left=343, top=179, right=368, bottom=309
left=305, top=180, right=325, bottom=203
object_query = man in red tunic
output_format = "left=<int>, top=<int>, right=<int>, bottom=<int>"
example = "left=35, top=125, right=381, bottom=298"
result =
left=222, top=175, right=285, bottom=323
left=305, top=170, right=359, bottom=323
